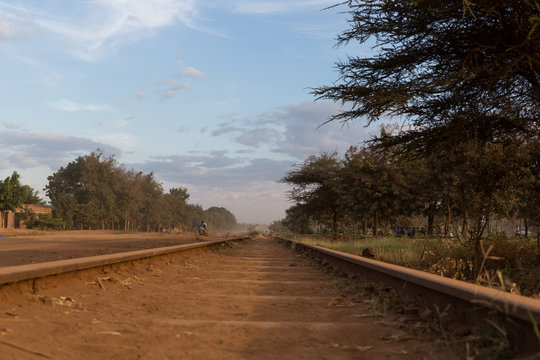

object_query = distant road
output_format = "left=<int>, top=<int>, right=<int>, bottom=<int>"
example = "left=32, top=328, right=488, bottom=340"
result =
left=0, top=230, right=204, bottom=267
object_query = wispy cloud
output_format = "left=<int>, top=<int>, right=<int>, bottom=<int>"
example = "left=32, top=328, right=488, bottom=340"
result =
left=132, top=153, right=292, bottom=189
left=211, top=101, right=377, bottom=159
left=180, top=66, right=206, bottom=79
left=129, top=152, right=293, bottom=223
left=156, top=79, right=191, bottom=99
left=1, top=0, right=199, bottom=61
left=136, top=92, right=148, bottom=100
left=0, top=20, right=32, bottom=40
left=50, top=99, right=112, bottom=112
left=114, top=116, right=134, bottom=128
left=0, top=130, right=120, bottom=170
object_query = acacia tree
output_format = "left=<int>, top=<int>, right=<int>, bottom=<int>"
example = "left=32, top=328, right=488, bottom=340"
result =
left=340, top=145, right=421, bottom=237
left=314, top=0, right=540, bottom=152
left=281, top=152, right=343, bottom=239
left=312, top=0, right=540, bottom=272
left=282, top=204, right=314, bottom=234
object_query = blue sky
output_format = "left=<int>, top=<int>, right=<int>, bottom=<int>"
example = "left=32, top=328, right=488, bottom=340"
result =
left=0, top=0, right=377, bottom=224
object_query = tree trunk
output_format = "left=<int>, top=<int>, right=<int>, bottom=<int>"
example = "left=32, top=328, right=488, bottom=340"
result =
left=331, top=209, right=338, bottom=241
left=445, top=202, right=451, bottom=237
left=461, top=211, right=469, bottom=238
left=524, top=217, right=529, bottom=236
left=427, top=213, right=434, bottom=237
left=363, top=219, right=367, bottom=235
left=373, top=211, right=378, bottom=238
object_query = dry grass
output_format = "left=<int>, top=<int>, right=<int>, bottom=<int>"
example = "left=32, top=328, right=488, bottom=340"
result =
left=290, top=234, right=540, bottom=297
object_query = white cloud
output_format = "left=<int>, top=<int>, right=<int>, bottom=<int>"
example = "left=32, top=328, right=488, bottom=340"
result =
left=130, top=153, right=294, bottom=223
left=50, top=99, right=112, bottom=112
left=180, top=66, right=206, bottom=79
left=0, top=130, right=121, bottom=170
left=131, top=153, right=292, bottom=190
left=210, top=101, right=376, bottom=159
left=2, top=0, right=199, bottom=61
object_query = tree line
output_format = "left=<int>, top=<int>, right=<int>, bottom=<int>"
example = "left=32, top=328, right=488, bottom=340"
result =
left=277, top=0, right=540, bottom=274
left=280, top=130, right=539, bottom=241
left=1, top=151, right=237, bottom=232
left=45, top=151, right=237, bottom=232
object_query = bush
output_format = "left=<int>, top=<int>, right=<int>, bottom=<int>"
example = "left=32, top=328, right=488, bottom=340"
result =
left=26, top=213, right=64, bottom=230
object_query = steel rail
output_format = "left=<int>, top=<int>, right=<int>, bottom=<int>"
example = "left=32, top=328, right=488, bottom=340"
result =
left=276, top=236, right=540, bottom=353
left=0, top=237, right=249, bottom=286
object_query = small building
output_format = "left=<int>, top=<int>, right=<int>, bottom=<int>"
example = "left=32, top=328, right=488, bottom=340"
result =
left=2, top=204, right=53, bottom=229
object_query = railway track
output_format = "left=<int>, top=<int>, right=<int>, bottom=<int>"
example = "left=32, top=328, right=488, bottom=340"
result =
left=0, top=235, right=447, bottom=359
left=277, top=236, right=540, bottom=355
left=0, top=235, right=537, bottom=358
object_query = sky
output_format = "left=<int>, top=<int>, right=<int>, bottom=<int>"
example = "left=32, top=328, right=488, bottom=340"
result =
left=0, top=0, right=377, bottom=224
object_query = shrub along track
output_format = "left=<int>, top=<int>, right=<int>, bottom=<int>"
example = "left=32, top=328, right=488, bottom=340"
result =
left=0, top=236, right=446, bottom=359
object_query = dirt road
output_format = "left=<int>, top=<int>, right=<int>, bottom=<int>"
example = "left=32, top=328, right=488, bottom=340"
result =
left=0, top=236, right=444, bottom=359
left=0, top=231, right=204, bottom=266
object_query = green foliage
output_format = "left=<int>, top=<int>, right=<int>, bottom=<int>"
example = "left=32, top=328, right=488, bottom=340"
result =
left=268, top=219, right=289, bottom=234
left=303, top=0, right=540, bottom=273
left=204, top=207, right=237, bottom=231
left=281, top=152, right=343, bottom=239
left=340, top=144, right=422, bottom=236
left=282, top=205, right=314, bottom=234
left=45, top=150, right=237, bottom=232
left=24, top=213, right=64, bottom=230
left=20, top=185, right=45, bottom=205
left=0, top=172, right=27, bottom=213
left=314, top=0, right=540, bottom=153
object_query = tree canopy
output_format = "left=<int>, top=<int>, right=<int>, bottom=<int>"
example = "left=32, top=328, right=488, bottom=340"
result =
left=45, top=151, right=237, bottom=232
left=0, top=172, right=44, bottom=228
left=281, top=152, right=343, bottom=239
left=314, top=0, right=540, bottom=152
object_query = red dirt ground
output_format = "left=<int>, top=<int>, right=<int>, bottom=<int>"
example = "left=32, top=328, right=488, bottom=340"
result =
left=0, top=234, right=451, bottom=359
left=0, top=230, right=208, bottom=266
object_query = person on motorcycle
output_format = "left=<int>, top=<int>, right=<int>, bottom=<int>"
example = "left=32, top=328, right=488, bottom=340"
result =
left=199, top=220, right=208, bottom=235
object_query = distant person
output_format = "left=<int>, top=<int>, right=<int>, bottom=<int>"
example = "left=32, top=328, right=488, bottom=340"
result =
left=199, top=220, right=208, bottom=235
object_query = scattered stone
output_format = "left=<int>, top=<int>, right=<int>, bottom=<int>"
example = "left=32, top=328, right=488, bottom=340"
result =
left=362, top=248, right=375, bottom=258
left=447, top=321, right=472, bottom=337
left=419, top=309, right=432, bottom=319
left=327, top=297, right=347, bottom=306
left=352, top=345, right=374, bottom=352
